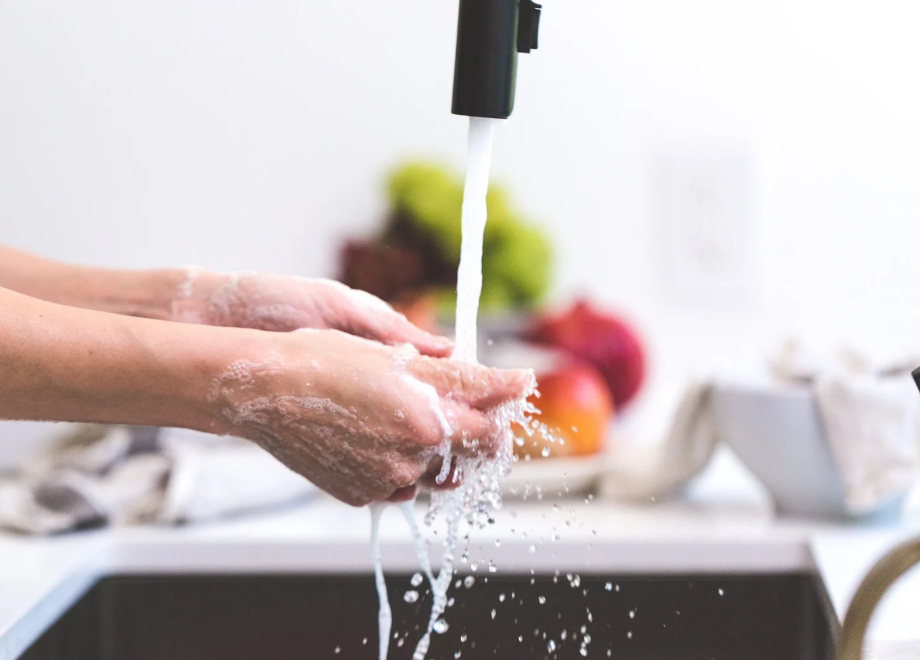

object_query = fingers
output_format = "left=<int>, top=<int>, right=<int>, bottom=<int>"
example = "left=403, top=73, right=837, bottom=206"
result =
left=443, top=402, right=501, bottom=457
left=408, top=358, right=534, bottom=410
left=354, top=306, right=454, bottom=358
left=389, top=402, right=505, bottom=500
left=329, top=282, right=453, bottom=357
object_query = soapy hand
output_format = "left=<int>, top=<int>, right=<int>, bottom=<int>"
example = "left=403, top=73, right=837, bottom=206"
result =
left=171, top=270, right=452, bottom=357
left=208, top=329, right=533, bottom=506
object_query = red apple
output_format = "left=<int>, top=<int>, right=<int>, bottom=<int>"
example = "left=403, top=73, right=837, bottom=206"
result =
left=515, top=362, right=614, bottom=459
left=527, top=299, right=646, bottom=409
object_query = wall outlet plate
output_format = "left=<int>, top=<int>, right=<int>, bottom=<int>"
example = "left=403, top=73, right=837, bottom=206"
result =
left=653, top=146, right=756, bottom=302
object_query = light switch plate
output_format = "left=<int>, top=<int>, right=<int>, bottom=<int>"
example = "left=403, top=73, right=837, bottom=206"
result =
left=654, top=146, right=756, bottom=302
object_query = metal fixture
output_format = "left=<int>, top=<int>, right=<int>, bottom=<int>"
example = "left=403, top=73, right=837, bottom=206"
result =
left=452, top=0, right=542, bottom=119
left=837, top=536, right=920, bottom=660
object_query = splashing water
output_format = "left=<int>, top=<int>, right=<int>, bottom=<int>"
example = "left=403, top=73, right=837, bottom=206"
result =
left=371, top=117, right=536, bottom=660
left=370, top=505, right=393, bottom=660
left=410, top=116, right=509, bottom=660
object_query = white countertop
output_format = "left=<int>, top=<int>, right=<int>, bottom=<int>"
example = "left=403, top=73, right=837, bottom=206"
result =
left=1, top=452, right=919, bottom=659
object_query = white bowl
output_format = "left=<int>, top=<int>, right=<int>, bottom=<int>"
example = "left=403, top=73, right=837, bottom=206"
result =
left=710, top=383, right=905, bottom=522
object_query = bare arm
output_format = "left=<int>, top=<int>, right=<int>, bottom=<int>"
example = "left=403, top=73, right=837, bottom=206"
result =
left=0, top=245, right=451, bottom=354
left=0, top=284, right=225, bottom=429
left=0, top=284, right=531, bottom=505
left=0, top=245, right=182, bottom=320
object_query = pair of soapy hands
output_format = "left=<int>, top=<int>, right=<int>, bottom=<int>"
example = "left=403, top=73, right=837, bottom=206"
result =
left=174, top=271, right=532, bottom=506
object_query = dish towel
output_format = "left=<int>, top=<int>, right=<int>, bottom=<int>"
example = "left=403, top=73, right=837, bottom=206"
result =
left=772, top=340, right=920, bottom=514
left=601, top=340, right=920, bottom=512
left=0, top=426, right=318, bottom=535
left=600, top=381, right=719, bottom=501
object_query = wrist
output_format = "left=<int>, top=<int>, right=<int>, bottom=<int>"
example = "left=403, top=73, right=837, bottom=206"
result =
left=167, top=268, right=230, bottom=325
left=167, top=324, right=272, bottom=434
left=37, top=265, right=188, bottom=321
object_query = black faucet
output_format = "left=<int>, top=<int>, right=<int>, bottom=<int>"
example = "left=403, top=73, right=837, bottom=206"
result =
left=452, top=0, right=542, bottom=119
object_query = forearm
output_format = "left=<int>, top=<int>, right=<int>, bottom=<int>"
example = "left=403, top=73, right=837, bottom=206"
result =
left=0, top=245, right=184, bottom=320
left=0, top=285, right=247, bottom=431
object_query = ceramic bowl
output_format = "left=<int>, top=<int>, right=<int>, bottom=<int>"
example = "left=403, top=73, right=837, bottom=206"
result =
left=710, top=382, right=905, bottom=521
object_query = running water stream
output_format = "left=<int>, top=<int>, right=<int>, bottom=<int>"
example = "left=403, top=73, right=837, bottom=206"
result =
left=453, top=116, right=497, bottom=365
left=370, top=117, right=534, bottom=660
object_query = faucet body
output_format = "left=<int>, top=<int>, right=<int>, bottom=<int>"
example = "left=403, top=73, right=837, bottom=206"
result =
left=837, top=536, right=920, bottom=660
left=452, top=0, right=542, bottom=119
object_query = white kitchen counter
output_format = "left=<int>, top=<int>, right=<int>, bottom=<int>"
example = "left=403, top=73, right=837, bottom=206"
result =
left=1, top=455, right=919, bottom=659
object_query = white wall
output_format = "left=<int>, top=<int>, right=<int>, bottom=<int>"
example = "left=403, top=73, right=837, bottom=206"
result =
left=2, top=0, right=920, bottom=453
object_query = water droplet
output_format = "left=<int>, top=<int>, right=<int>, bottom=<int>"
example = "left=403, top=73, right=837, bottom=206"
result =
left=615, top=584, right=620, bottom=592
left=538, top=596, right=546, bottom=604
left=528, top=544, right=536, bottom=554
left=394, top=410, right=405, bottom=422
left=410, top=573, right=424, bottom=587
left=499, top=593, right=506, bottom=602
left=518, top=635, right=523, bottom=642
left=362, top=638, right=367, bottom=645
left=464, top=576, right=476, bottom=588
left=627, top=631, right=633, bottom=639
left=397, top=638, right=404, bottom=647
left=334, top=647, right=341, bottom=654
left=447, top=597, right=455, bottom=607
left=561, top=630, right=567, bottom=640
left=454, top=579, right=462, bottom=589
left=718, top=588, right=724, bottom=596
left=470, top=562, right=478, bottom=571
left=605, top=582, right=612, bottom=591
left=404, top=590, right=419, bottom=603
left=460, top=634, right=467, bottom=643
left=454, top=653, right=462, bottom=659
left=491, top=609, right=496, bottom=619
left=433, top=619, right=449, bottom=634
left=494, top=539, right=502, bottom=547
left=580, top=648, right=588, bottom=657
left=488, top=561, right=497, bottom=573
left=629, top=610, right=635, bottom=619
left=541, top=446, right=551, bottom=457
left=547, top=640, right=557, bottom=652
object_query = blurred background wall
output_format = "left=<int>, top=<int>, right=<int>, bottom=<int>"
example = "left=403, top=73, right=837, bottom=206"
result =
left=1, top=0, right=919, bottom=461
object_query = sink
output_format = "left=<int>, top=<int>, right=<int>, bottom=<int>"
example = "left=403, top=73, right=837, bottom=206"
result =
left=20, top=572, right=836, bottom=659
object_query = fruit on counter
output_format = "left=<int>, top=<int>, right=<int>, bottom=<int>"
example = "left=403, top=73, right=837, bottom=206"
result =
left=526, top=299, right=646, bottom=409
left=338, top=162, right=553, bottom=314
left=515, top=362, right=614, bottom=459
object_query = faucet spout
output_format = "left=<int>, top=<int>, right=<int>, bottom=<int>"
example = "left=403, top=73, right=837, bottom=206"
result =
left=452, top=0, right=542, bottom=120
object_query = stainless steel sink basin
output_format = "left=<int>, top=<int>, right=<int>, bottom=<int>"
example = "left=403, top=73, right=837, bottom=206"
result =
left=21, top=572, right=836, bottom=659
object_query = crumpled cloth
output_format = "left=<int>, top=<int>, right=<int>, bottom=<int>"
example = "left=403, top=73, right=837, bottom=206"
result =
left=600, top=382, right=718, bottom=502
left=601, top=340, right=920, bottom=513
left=0, top=426, right=317, bottom=535
left=772, top=340, right=920, bottom=514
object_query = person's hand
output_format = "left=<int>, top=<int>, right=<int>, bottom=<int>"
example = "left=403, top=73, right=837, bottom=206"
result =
left=207, top=329, right=534, bottom=506
left=171, top=270, right=452, bottom=357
